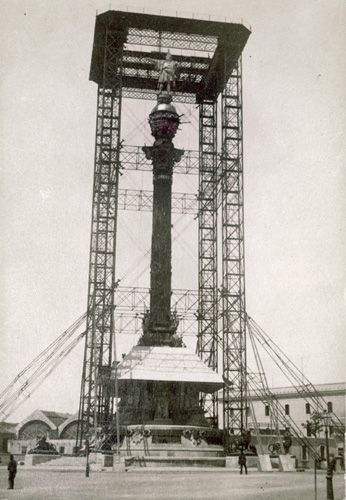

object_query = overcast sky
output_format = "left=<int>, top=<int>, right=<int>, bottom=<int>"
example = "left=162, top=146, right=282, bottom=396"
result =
left=0, top=0, right=345, bottom=423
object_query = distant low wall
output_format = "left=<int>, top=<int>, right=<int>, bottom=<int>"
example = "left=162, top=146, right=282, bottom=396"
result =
left=8, top=438, right=77, bottom=459
left=24, top=453, right=61, bottom=466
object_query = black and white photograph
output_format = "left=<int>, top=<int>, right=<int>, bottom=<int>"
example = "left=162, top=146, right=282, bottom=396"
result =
left=0, top=1, right=345, bottom=498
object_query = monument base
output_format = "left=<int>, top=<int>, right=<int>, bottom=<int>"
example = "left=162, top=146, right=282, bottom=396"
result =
left=121, top=424, right=224, bottom=467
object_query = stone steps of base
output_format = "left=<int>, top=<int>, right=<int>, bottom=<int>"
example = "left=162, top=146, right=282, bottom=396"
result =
left=34, top=457, right=86, bottom=467
left=125, top=456, right=226, bottom=468
left=24, top=466, right=85, bottom=472
left=126, top=466, right=262, bottom=474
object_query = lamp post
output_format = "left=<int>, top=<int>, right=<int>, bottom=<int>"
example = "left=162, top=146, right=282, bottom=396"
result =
left=85, top=437, right=90, bottom=477
left=322, top=411, right=334, bottom=500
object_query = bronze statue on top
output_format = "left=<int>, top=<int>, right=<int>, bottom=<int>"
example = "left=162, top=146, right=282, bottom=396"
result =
left=151, top=51, right=177, bottom=94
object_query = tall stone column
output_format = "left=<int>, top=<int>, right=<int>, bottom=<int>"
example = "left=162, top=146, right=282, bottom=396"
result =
left=140, top=93, right=184, bottom=347
left=116, top=95, right=223, bottom=429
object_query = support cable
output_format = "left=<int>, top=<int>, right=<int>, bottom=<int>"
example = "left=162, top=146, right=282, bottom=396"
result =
left=0, top=287, right=117, bottom=422
left=1, top=331, right=86, bottom=422
left=0, top=315, right=86, bottom=421
left=0, top=313, right=86, bottom=403
left=247, top=320, right=284, bottom=451
left=246, top=374, right=320, bottom=461
left=247, top=316, right=344, bottom=433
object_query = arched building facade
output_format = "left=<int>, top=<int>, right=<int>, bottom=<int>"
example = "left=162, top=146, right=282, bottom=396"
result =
left=8, top=410, right=79, bottom=459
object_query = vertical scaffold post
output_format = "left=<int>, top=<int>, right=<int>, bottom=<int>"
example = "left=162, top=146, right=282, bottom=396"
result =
left=76, top=26, right=125, bottom=449
left=221, top=58, right=247, bottom=450
left=197, top=100, right=219, bottom=426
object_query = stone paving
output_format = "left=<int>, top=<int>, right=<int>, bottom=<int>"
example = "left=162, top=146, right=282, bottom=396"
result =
left=0, top=467, right=344, bottom=500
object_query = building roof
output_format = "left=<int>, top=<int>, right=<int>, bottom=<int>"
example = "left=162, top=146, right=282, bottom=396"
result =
left=40, top=411, right=72, bottom=428
left=0, top=422, right=17, bottom=434
left=115, top=346, right=223, bottom=392
left=246, top=382, right=346, bottom=401
left=15, top=409, right=74, bottom=435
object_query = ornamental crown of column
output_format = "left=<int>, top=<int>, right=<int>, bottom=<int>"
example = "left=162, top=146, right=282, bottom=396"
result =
left=148, top=93, right=180, bottom=141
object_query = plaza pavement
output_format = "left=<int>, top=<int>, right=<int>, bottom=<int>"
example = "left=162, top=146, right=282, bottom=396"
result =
left=0, top=467, right=345, bottom=500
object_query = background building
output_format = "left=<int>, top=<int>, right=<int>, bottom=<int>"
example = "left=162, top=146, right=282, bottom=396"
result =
left=6, top=381, right=345, bottom=469
left=0, top=421, right=17, bottom=464
left=248, top=382, right=345, bottom=434
left=246, top=382, right=345, bottom=468
left=8, top=410, right=78, bottom=461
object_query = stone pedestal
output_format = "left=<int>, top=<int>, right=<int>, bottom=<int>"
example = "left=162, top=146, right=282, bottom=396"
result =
left=278, top=454, right=296, bottom=471
left=116, top=346, right=223, bottom=427
left=334, top=457, right=343, bottom=472
left=89, top=451, right=114, bottom=470
left=257, top=454, right=273, bottom=472
left=24, top=453, right=60, bottom=466
left=112, top=455, right=125, bottom=472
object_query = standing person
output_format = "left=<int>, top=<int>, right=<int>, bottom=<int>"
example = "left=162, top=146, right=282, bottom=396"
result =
left=239, top=453, right=248, bottom=475
left=7, top=454, right=17, bottom=490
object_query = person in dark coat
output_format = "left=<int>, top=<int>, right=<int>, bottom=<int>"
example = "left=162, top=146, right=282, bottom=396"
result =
left=239, top=453, right=248, bottom=475
left=7, top=455, right=17, bottom=489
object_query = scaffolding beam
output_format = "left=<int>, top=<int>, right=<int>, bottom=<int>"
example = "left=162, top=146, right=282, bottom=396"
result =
left=126, top=27, right=218, bottom=53
left=221, top=58, right=247, bottom=448
left=114, top=287, right=197, bottom=337
left=90, top=11, right=250, bottom=103
left=197, top=100, right=219, bottom=425
left=76, top=27, right=124, bottom=448
left=120, top=145, right=199, bottom=174
left=114, top=286, right=198, bottom=314
left=118, top=189, right=197, bottom=214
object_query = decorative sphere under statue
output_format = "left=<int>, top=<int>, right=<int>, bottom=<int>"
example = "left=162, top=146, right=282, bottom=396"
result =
left=148, top=93, right=180, bottom=141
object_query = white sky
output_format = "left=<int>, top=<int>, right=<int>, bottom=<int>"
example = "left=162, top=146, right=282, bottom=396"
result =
left=0, top=0, right=345, bottom=423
